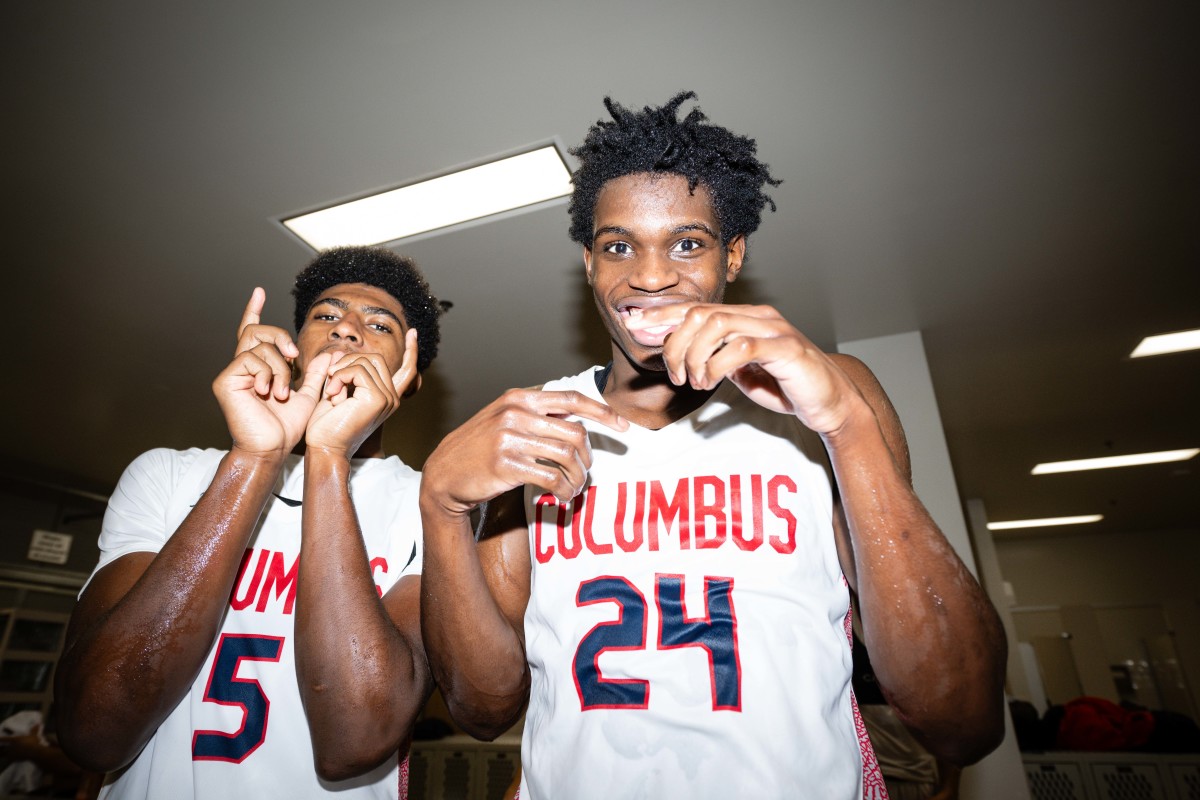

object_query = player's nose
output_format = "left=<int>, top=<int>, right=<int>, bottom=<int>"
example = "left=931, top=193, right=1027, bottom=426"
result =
left=628, top=252, right=680, bottom=292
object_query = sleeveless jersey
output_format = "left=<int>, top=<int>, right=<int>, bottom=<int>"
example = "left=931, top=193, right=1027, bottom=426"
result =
left=520, top=369, right=886, bottom=800
left=88, top=447, right=422, bottom=800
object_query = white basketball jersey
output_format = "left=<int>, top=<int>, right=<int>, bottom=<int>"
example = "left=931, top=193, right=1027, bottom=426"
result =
left=521, top=370, right=886, bottom=800
left=90, top=448, right=422, bottom=800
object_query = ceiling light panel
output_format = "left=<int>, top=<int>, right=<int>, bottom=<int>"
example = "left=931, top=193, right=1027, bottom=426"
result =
left=1032, top=448, right=1199, bottom=475
left=987, top=515, right=1103, bottom=531
left=1130, top=328, right=1200, bottom=358
left=282, top=145, right=572, bottom=250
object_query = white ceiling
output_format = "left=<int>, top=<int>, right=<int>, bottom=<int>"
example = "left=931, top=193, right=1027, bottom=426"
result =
left=5, top=2, right=1197, bottom=537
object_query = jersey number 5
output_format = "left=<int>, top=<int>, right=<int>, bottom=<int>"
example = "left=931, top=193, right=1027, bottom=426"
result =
left=573, top=574, right=741, bottom=711
left=192, top=633, right=285, bottom=762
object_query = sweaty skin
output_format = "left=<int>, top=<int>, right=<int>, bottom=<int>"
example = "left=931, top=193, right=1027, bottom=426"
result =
left=421, top=173, right=1005, bottom=764
left=56, top=285, right=432, bottom=778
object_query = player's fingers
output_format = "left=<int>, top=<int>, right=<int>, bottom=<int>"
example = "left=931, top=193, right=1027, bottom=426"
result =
left=236, top=325, right=299, bottom=361
left=391, top=328, right=420, bottom=396
left=293, top=352, right=333, bottom=404
left=237, top=287, right=266, bottom=339
left=499, top=435, right=590, bottom=502
left=668, top=308, right=790, bottom=388
left=226, top=350, right=276, bottom=397
left=327, top=354, right=394, bottom=402
left=520, top=389, right=628, bottom=432
left=245, top=341, right=296, bottom=401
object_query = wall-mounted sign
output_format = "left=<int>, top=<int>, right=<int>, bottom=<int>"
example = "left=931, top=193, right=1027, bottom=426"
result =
left=28, top=529, right=73, bottom=565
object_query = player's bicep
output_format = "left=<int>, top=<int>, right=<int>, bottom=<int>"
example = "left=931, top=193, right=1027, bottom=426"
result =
left=381, top=575, right=434, bottom=689
left=63, top=552, right=156, bottom=654
left=477, top=488, right=532, bottom=642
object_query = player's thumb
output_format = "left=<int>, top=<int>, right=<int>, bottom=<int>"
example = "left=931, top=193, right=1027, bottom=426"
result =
left=294, top=352, right=333, bottom=402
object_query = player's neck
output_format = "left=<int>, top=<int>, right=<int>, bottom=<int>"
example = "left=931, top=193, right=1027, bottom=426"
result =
left=603, top=353, right=715, bottom=430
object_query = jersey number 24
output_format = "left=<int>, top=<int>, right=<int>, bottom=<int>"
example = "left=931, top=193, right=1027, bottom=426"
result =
left=573, top=574, right=741, bottom=711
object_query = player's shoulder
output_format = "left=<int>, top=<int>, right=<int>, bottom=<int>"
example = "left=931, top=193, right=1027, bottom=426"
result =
left=117, top=447, right=221, bottom=488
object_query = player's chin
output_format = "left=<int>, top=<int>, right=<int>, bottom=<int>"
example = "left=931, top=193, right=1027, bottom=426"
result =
left=616, top=341, right=669, bottom=374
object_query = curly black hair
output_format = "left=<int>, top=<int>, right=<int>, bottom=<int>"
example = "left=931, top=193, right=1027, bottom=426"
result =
left=567, top=91, right=781, bottom=247
left=291, top=246, right=442, bottom=373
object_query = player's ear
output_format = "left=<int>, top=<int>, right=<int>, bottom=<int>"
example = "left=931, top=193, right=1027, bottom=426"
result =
left=583, top=246, right=594, bottom=284
left=402, top=373, right=422, bottom=398
left=725, top=235, right=746, bottom=283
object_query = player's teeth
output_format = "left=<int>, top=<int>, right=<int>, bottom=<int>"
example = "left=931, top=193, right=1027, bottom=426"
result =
left=646, top=325, right=670, bottom=335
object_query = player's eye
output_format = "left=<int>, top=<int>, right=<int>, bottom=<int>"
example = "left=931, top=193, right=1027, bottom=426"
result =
left=603, top=241, right=632, bottom=256
left=369, top=322, right=393, bottom=334
left=313, top=312, right=338, bottom=322
left=672, top=238, right=702, bottom=254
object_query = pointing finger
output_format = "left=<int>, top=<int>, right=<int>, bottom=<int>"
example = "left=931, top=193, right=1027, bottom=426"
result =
left=238, top=287, right=266, bottom=339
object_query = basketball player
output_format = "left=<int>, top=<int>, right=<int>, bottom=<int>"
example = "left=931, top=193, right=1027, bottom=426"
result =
left=56, top=247, right=442, bottom=798
left=418, top=93, right=1007, bottom=798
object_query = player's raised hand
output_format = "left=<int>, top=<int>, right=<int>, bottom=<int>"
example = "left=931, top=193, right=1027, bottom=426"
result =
left=234, top=287, right=301, bottom=401
left=213, top=289, right=328, bottom=457
left=421, top=389, right=629, bottom=515
left=626, top=302, right=865, bottom=436
left=303, top=328, right=419, bottom=459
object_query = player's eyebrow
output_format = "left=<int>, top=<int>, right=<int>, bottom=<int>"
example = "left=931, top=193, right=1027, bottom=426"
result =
left=360, top=304, right=405, bottom=327
left=313, top=297, right=405, bottom=327
left=671, top=222, right=718, bottom=238
left=592, top=225, right=635, bottom=243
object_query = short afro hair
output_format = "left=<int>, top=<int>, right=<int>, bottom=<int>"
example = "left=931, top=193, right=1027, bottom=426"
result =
left=568, top=91, right=781, bottom=247
left=292, top=246, right=442, bottom=373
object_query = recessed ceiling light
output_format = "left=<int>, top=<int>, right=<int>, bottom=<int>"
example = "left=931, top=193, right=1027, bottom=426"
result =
left=280, top=144, right=572, bottom=250
left=987, top=515, right=1103, bottom=531
left=1130, top=328, right=1200, bottom=358
left=1032, top=448, right=1200, bottom=475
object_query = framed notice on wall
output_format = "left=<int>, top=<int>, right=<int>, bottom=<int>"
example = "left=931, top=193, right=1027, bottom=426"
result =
left=27, top=529, right=73, bottom=565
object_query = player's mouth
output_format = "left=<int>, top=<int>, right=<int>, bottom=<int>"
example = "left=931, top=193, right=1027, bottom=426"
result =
left=617, top=298, right=685, bottom=347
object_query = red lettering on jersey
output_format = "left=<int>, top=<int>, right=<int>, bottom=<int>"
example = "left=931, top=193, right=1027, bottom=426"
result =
left=369, top=557, right=389, bottom=597
left=230, top=549, right=269, bottom=611
left=256, top=550, right=298, bottom=614
left=580, top=486, right=611, bottom=556
left=534, top=493, right=557, bottom=564
left=648, top=478, right=689, bottom=550
left=768, top=475, right=798, bottom=554
left=559, top=494, right=582, bottom=560
left=614, top=482, right=641, bottom=552
left=731, top=475, right=764, bottom=551
left=693, top=476, right=726, bottom=549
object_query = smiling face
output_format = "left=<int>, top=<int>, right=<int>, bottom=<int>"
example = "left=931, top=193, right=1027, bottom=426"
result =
left=584, top=172, right=745, bottom=371
left=293, top=282, right=410, bottom=379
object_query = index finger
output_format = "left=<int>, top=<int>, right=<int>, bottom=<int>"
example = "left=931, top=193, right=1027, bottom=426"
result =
left=238, top=287, right=266, bottom=339
left=623, top=301, right=698, bottom=332
left=530, top=390, right=629, bottom=432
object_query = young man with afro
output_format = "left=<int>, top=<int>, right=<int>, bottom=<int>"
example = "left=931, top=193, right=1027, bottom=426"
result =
left=56, top=246, right=443, bottom=799
left=419, top=93, right=1007, bottom=798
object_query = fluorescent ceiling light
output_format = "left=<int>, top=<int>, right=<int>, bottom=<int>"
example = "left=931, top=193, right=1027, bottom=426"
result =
left=282, top=145, right=572, bottom=250
left=987, top=515, right=1103, bottom=531
left=1032, top=448, right=1199, bottom=474
left=1130, top=328, right=1200, bottom=358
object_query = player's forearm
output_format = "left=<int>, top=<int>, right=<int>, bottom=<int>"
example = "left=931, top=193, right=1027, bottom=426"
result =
left=296, top=451, right=429, bottom=778
left=824, top=403, right=1006, bottom=764
left=419, top=499, right=529, bottom=740
left=56, top=449, right=283, bottom=771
